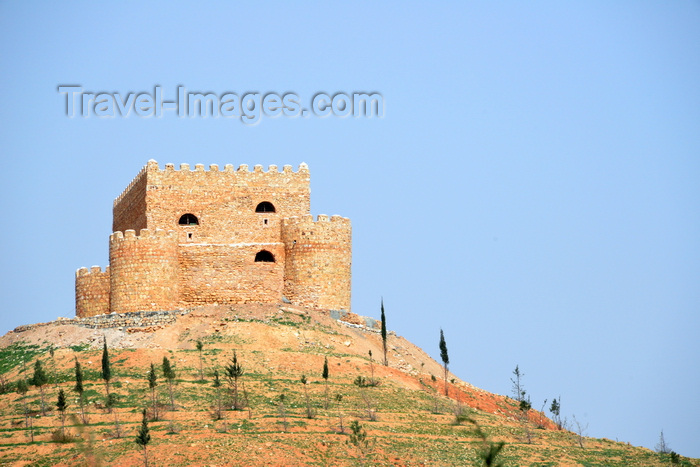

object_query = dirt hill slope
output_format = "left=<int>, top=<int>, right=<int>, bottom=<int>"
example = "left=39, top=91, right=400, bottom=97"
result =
left=0, top=304, right=695, bottom=466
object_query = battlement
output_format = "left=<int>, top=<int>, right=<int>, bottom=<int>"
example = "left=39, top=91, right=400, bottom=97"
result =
left=109, top=228, right=177, bottom=243
left=157, top=161, right=308, bottom=174
left=76, top=265, right=110, bottom=277
left=282, top=214, right=351, bottom=227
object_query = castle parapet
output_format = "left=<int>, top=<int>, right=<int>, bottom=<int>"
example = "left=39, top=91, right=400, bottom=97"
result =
left=147, top=161, right=308, bottom=174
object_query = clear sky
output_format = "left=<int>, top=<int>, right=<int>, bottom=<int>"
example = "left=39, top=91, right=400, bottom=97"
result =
left=1, top=0, right=698, bottom=458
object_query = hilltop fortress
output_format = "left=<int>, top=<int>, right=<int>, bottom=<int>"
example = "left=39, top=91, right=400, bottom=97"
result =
left=75, top=160, right=351, bottom=317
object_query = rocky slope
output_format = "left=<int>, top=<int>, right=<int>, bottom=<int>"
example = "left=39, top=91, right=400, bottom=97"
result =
left=0, top=304, right=694, bottom=466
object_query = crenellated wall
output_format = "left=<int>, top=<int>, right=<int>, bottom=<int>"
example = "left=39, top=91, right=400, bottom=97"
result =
left=115, top=160, right=311, bottom=245
left=77, top=161, right=351, bottom=316
left=109, top=228, right=180, bottom=314
left=75, top=266, right=110, bottom=317
left=282, top=214, right=352, bottom=311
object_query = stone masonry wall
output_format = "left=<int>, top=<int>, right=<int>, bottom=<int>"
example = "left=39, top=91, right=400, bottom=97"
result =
left=75, top=266, right=110, bottom=317
left=76, top=161, right=351, bottom=316
left=179, top=243, right=284, bottom=305
left=109, top=229, right=180, bottom=314
left=282, top=215, right=352, bottom=311
left=142, top=161, right=310, bottom=245
left=113, top=164, right=148, bottom=233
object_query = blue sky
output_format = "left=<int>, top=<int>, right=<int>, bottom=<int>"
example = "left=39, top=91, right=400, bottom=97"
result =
left=1, top=1, right=698, bottom=458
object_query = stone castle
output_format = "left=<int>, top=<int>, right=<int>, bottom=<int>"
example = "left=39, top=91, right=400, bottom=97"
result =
left=75, top=160, right=351, bottom=317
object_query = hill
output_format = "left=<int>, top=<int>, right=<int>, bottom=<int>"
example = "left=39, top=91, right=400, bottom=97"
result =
left=0, top=304, right=695, bottom=466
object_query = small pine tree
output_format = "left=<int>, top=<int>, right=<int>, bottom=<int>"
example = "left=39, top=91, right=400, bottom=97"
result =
left=655, top=429, right=671, bottom=454
left=147, top=363, right=158, bottom=420
left=16, top=378, right=33, bottom=442
left=335, top=393, right=345, bottom=433
left=380, top=299, right=388, bottom=366
left=348, top=420, right=373, bottom=460
left=301, top=375, right=314, bottom=419
left=56, top=389, right=68, bottom=440
left=135, top=408, right=151, bottom=466
left=106, top=393, right=122, bottom=438
left=549, top=397, right=561, bottom=429
left=196, top=340, right=204, bottom=381
left=278, top=393, right=289, bottom=432
left=224, top=351, right=244, bottom=410
left=322, top=356, right=329, bottom=410
left=31, top=360, right=48, bottom=415
left=162, top=356, right=176, bottom=411
left=368, top=350, right=375, bottom=384
left=439, top=329, right=449, bottom=397
left=511, top=365, right=526, bottom=402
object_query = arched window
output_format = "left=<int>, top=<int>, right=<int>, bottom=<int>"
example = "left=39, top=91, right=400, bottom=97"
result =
left=255, top=201, right=276, bottom=213
left=254, top=250, right=275, bottom=262
left=178, top=213, right=199, bottom=225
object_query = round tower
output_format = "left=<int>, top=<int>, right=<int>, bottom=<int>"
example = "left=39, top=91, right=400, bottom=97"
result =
left=75, top=266, right=111, bottom=317
left=109, top=228, right=180, bottom=314
left=281, top=214, right=351, bottom=311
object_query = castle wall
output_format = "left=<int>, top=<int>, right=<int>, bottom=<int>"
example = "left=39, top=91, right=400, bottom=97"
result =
left=179, top=243, right=284, bottom=305
left=113, top=164, right=148, bottom=233
left=75, top=266, right=110, bottom=317
left=77, top=161, right=351, bottom=316
left=109, top=229, right=180, bottom=314
left=141, top=161, right=310, bottom=244
left=282, top=215, right=352, bottom=311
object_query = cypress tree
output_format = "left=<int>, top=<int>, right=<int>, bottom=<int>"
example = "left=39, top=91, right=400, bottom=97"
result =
left=135, top=408, right=151, bottom=466
left=322, top=356, right=329, bottom=409
left=439, top=329, right=449, bottom=397
left=147, top=363, right=158, bottom=420
left=74, top=358, right=87, bottom=423
left=162, top=356, right=176, bottom=410
left=56, top=389, right=68, bottom=440
left=380, top=299, right=388, bottom=366
left=101, top=337, right=112, bottom=403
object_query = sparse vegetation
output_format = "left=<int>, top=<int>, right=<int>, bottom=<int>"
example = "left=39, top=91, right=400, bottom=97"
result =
left=0, top=304, right=694, bottom=466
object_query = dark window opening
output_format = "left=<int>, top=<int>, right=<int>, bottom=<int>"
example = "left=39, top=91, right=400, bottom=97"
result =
left=263, top=219, right=268, bottom=225
left=188, top=232, right=193, bottom=240
left=179, top=213, right=199, bottom=225
left=255, top=250, right=275, bottom=262
left=255, top=201, right=276, bottom=213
